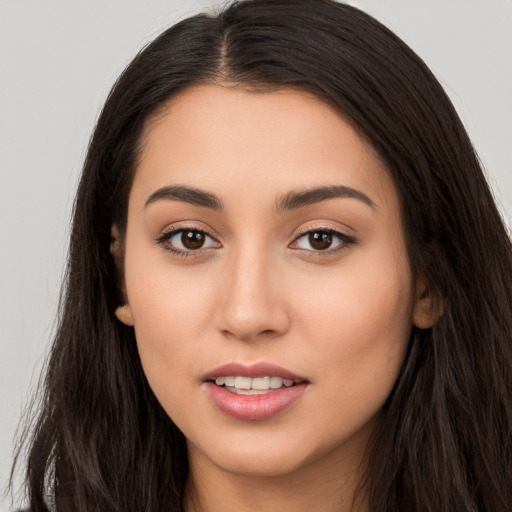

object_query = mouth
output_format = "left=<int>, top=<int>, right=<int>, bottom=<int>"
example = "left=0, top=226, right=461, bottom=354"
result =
left=211, top=376, right=299, bottom=395
left=203, top=362, right=309, bottom=420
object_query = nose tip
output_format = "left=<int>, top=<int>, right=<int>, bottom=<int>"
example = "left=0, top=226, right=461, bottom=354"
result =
left=215, top=257, right=290, bottom=342
left=220, top=296, right=288, bottom=342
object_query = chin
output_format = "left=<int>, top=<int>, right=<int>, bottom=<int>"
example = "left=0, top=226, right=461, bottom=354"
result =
left=222, top=453, right=305, bottom=477
left=187, top=430, right=333, bottom=479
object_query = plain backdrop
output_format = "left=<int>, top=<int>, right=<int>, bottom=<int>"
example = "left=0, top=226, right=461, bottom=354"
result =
left=1, top=0, right=511, bottom=509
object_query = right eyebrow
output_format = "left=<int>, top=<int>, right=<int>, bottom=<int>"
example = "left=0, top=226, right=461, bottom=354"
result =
left=144, top=185, right=224, bottom=210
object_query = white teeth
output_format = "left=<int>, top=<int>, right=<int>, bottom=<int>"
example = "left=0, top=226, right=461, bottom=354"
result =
left=270, top=376, right=283, bottom=389
left=231, top=388, right=271, bottom=395
left=214, top=376, right=296, bottom=391
left=234, top=376, right=252, bottom=390
left=252, top=377, right=270, bottom=390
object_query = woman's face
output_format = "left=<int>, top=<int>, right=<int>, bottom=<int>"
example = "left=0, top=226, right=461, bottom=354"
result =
left=119, top=85, right=428, bottom=478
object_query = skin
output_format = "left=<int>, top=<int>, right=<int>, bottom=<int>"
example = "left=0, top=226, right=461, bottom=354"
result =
left=114, top=85, right=435, bottom=512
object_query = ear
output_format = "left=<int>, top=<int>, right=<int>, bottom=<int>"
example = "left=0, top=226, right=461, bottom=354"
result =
left=110, top=224, right=123, bottom=270
left=110, top=224, right=127, bottom=299
left=115, top=304, right=134, bottom=326
left=110, top=225, right=134, bottom=326
left=413, top=277, right=443, bottom=329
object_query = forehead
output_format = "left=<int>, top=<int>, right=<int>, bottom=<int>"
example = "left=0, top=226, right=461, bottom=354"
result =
left=131, top=85, right=395, bottom=212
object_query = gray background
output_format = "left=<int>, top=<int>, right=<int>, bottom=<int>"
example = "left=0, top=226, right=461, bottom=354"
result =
left=1, top=0, right=511, bottom=509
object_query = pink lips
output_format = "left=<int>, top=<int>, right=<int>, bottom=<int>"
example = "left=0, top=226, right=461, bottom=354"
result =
left=203, top=362, right=309, bottom=421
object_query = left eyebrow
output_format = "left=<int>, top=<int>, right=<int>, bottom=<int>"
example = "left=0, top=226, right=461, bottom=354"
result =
left=274, top=185, right=376, bottom=213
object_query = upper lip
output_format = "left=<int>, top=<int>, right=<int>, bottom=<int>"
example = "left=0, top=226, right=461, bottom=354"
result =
left=203, top=362, right=308, bottom=383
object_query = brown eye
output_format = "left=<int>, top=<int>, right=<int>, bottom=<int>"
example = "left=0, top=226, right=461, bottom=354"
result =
left=181, top=230, right=206, bottom=249
left=291, top=228, right=355, bottom=254
left=158, top=228, right=219, bottom=254
left=308, top=231, right=333, bottom=250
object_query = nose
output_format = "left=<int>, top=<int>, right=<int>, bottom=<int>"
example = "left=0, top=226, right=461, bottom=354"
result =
left=215, top=246, right=290, bottom=342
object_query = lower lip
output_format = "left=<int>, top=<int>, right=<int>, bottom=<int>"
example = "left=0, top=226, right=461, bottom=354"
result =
left=205, top=382, right=308, bottom=421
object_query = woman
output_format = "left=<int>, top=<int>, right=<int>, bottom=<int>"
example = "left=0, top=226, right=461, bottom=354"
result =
left=11, top=0, right=512, bottom=510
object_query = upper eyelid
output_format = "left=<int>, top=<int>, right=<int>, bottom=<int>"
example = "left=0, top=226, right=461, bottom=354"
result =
left=295, top=227, right=344, bottom=237
left=293, top=220, right=354, bottom=236
left=292, top=225, right=354, bottom=242
left=158, top=223, right=221, bottom=241
left=292, top=229, right=353, bottom=242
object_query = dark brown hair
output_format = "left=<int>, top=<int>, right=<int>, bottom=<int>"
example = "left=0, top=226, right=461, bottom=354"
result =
left=12, top=0, right=512, bottom=510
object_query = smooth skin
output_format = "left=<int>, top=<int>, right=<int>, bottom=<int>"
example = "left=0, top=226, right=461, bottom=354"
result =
left=113, top=86, right=438, bottom=512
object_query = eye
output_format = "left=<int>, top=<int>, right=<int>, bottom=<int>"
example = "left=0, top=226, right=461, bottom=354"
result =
left=157, top=228, right=220, bottom=254
left=291, top=229, right=355, bottom=252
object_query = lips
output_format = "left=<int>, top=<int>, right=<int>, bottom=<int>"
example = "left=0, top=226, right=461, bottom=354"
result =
left=203, top=362, right=309, bottom=421
left=203, top=361, right=307, bottom=382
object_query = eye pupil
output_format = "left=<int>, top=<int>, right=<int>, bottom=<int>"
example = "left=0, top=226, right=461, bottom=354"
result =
left=181, top=230, right=205, bottom=249
left=309, top=231, right=332, bottom=250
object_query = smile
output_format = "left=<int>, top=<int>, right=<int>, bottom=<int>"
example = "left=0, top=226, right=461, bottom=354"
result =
left=204, top=363, right=309, bottom=420
left=214, top=376, right=295, bottom=395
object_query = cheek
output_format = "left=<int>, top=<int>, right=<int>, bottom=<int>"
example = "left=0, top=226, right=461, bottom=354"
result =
left=291, top=250, right=414, bottom=414
left=294, top=248, right=414, bottom=343
left=124, top=252, right=220, bottom=404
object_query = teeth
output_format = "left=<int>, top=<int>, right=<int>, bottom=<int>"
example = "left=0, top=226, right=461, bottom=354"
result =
left=270, top=376, right=283, bottom=389
left=252, top=377, right=270, bottom=390
left=231, top=388, right=273, bottom=395
left=234, top=376, right=252, bottom=390
left=214, top=376, right=295, bottom=391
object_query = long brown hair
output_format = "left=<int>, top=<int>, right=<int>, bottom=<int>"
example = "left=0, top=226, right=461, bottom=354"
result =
left=12, top=1, right=512, bottom=510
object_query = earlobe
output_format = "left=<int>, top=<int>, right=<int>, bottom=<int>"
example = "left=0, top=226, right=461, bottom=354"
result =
left=413, top=278, right=444, bottom=329
left=115, top=304, right=134, bottom=326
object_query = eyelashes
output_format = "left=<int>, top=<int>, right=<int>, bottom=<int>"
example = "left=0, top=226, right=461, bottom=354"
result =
left=156, top=225, right=356, bottom=259
left=288, top=227, right=355, bottom=253
left=156, top=228, right=219, bottom=258
left=157, top=229, right=220, bottom=253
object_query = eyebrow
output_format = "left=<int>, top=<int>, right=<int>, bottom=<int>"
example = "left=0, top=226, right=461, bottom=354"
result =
left=144, top=184, right=375, bottom=212
left=145, top=185, right=223, bottom=210
left=274, top=185, right=375, bottom=212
